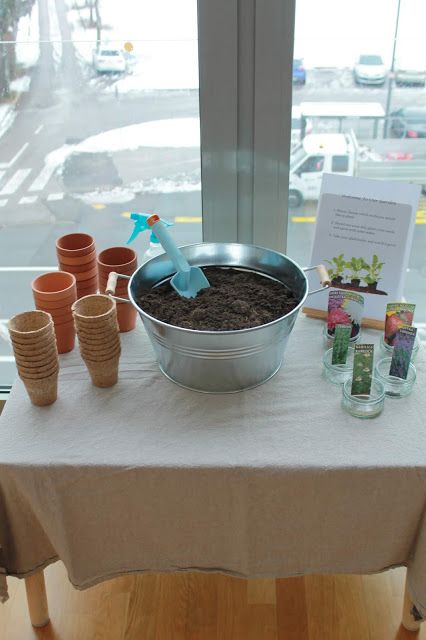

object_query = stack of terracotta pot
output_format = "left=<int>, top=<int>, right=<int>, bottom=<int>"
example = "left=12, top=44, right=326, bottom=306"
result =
left=72, top=294, right=121, bottom=388
left=32, top=271, right=77, bottom=353
left=56, top=233, right=98, bottom=299
left=97, top=247, right=138, bottom=332
left=8, top=310, right=59, bottom=406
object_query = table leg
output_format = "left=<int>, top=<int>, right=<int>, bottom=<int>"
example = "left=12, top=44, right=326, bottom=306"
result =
left=24, top=570, right=50, bottom=628
left=402, top=577, right=422, bottom=632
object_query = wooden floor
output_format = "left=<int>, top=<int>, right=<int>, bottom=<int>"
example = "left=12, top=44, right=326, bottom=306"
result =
left=0, top=564, right=424, bottom=639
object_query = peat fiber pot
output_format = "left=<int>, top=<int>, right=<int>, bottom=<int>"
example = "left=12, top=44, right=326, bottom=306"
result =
left=108, top=243, right=329, bottom=393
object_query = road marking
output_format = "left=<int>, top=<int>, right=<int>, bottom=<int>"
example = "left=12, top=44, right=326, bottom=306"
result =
left=0, top=199, right=7, bottom=207
left=174, top=216, right=202, bottom=223
left=0, top=168, right=32, bottom=196
left=0, top=143, right=29, bottom=170
left=0, top=356, right=15, bottom=363
left=91, top=203, right=106, bottom=210
left=34, top=124, right=44, bottom=135
left=417, top=219, right=426, bottom=224
left=19, top=195, right=38, bottom=205
left=121, top=212, right=131, bottom=218
left=291, top=216, right=316, bottom=223
left=0, top=266, right=57, bottom=272
left=28, top=164, right=56, bottom=192
left=0, top=170, right=5, bottom=182
left=47, top=193, right=64, bottom=201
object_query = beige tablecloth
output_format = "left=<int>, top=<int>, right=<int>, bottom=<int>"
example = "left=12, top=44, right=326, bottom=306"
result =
left=0, top=316, right=425, bottom=617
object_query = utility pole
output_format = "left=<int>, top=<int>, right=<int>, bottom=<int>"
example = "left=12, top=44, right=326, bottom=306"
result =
left=384, top=0, right=401, bottom=138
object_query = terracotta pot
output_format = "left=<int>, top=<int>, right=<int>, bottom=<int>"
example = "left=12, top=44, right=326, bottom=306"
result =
left=39, top=304, right=73, bottom=321
left=117, top=302, right=137, bottom=332
left=59, top=259, right=97, bottom=274
left=34, top=294, right=76, bottom=310
left=76, top=278, right=99, bottom=298
left=58, top=249, right=96, bottom=266
left=56, top=233, right=95, bottom=258
left=32, top=272, right=77, bottom=302
left=73, top=266, right=98, bottom=282
left=97, top=247, right=137, bottom=273
left=54, top=321, right=75, bottom=354
left=52, top=313, right=74, bottom=327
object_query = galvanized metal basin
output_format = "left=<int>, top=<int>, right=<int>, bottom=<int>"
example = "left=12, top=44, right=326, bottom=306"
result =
left=110, top=243, right=328, bottom=393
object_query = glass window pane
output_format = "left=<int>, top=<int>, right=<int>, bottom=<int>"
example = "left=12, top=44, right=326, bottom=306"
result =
left=289, top=0, right=426, bottom=333
left=0, top=0, right=201, bottom=385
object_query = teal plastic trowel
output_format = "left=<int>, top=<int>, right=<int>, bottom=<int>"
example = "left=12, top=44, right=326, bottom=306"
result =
left=146, top=214, right=210, bottom=298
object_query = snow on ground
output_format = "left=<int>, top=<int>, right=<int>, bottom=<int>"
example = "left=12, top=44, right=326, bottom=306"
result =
left=76, top=173, right=201, bottom=204
left=16, top=2, right=40, bottom=68
left=66, top=0, right=199, bottom=90
left=44, top=117, right=201, bottom=202
left=78, top=117, right=200, bottom=152
left=45, top=117, right=200, bottom=169
left=10, top=76, right=31, bottom=92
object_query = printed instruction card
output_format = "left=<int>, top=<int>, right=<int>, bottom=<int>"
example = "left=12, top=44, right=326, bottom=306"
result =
left=308, top=174, right=420, bottom=321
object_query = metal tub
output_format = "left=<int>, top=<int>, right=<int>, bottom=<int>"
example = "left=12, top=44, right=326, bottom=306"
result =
left=109, top=243, right=328, bottom=393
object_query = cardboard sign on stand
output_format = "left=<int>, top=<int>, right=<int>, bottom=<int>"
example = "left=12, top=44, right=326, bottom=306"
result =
left=303, top=174, right=420, bottom=329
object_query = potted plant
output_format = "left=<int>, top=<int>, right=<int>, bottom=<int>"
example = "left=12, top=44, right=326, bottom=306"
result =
left=325, top=253, right=346, bottom=285
left=345, top=257, right=367, bottom=287
left=362, top=255, right=384, bottom=291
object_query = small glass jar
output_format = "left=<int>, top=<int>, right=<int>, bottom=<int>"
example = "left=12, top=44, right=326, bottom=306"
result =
left=379, top=334, right=420, bottom=362
left=374, top=357, right=416, bottom=398
left=342, top=378, right=385, bottom=418
left=323, top=347, right=355, bottom=385
left=322, top=325, right=361, bottom=350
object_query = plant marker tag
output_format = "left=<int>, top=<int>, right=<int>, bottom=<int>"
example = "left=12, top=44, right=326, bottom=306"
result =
left=389, top=327, right=417, bottom=379
left=384, top=303, right=415, bottom=346
left=351, top=344, right=374, bottom=396
left=327, top=290, right=364, bottom=339
left=331, top=324, right=352, bottom=364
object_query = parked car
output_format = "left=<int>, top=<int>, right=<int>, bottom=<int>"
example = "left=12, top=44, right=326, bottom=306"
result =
left=395, top=58, right=426, bottom=86
left=292, top=59, right=306, bottom=85
left=353, top=55, right=386, bottom=86
left=390, top=107, right=426, bottom=138
left=93, top=47, right=127, bottom=74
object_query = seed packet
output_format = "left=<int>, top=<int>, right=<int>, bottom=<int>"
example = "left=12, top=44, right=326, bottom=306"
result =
left=327, top=290, right=364, bottom=339
left=331, top=324, right=352, bottom=365
left=389, top=327, right=417, bottom=379
left=351, top=344, right=374, bottom=396
left=384, top=303, right=415, bottom=346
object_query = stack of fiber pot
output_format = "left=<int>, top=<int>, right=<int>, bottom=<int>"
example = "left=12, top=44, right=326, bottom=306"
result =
left=8, top=310, right=59, bottom=406
left=72, top=294, right=121, bottom=388
left=56, top=233, right=98, bottom=298
left=32, top=271, right=77, bottom=353
left=97, top=246, right=138, bottom=332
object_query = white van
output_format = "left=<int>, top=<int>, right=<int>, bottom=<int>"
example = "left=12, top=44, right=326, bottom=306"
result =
left=288, top=133, right=355, bottom=207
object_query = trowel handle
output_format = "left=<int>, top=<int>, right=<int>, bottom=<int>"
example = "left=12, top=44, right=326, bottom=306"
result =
left=148, top=215, right=190, bottom=273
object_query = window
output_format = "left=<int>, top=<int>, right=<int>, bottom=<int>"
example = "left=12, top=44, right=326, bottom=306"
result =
left=0, top=0, right=203, bottom=386
left=288, top=0, right=426, bottom=334
left=299, top=156, right=324, bottom=173
left=332, top=155, right=349, bottom=172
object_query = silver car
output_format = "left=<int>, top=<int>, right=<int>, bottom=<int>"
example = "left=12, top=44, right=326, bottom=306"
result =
left=354, top=55, right=386, bottom=86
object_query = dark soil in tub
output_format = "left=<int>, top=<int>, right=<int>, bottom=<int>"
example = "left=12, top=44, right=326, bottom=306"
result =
left=136, top=266, right=299, bottom=330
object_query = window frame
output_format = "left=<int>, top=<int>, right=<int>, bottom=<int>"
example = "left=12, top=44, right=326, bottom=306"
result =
left=198, top=0, right=296, bottom=252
